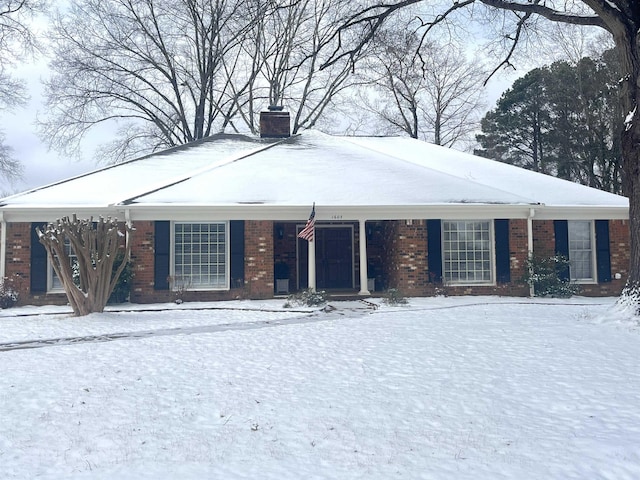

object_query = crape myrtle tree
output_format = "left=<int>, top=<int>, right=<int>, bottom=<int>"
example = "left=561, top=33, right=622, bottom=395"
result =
left=476, top=50, right=623, bottom=193
left=326, top=0, right=640, bottom=310
left=0, top=0, right=48, bottom=187
left=354, top=28, right=486, bottom=148
left=37, top=216, right=133, bottom=317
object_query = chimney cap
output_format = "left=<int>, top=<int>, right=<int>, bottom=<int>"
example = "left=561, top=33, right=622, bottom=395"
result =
left=268, top=105, right=284, bottom=111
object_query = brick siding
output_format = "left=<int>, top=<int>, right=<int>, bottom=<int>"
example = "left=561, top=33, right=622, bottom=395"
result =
left=1, top=217, right=631, bottom=305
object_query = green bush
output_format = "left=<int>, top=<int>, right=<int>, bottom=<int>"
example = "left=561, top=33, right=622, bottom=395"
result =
left=284, top=289, right=327, bottom=308
left=108, top=251, right=133, bottom=304
left=522, top=254, right=580, bottom=298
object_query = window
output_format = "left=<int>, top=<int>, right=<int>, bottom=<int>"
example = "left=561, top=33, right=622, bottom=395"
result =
left=48, top=239, right=77, bottom=292
left=442, top=220, right=493, bottom=284
left=568, top=220, right=595, bottom=281
left=173, top=222, right=228, bottom=289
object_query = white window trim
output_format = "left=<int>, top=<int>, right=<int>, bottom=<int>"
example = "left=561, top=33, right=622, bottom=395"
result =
left=441, top=219, right=496, bottom=287
left=568, top=220, right=598, bottom=284
left=170, top=221, right=230, bottom=291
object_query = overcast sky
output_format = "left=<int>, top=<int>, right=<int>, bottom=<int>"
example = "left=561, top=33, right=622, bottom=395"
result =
left=0, top=58, right=96, bottom=193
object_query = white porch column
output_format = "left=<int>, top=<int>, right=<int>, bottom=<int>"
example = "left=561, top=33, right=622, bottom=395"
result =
left=307, top=237, right=316, bottom=292
left=358, top=218, right=370, bottom=295
left=527, top=208, right=535, bottom=297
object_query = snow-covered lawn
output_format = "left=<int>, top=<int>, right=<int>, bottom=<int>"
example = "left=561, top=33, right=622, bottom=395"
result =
left=0, top=296, right=639, bottom=479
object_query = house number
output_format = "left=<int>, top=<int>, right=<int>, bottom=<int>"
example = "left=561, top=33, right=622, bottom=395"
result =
left=331, top=215, right=343, bottom=220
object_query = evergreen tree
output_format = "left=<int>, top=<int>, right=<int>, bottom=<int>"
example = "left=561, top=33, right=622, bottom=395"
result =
left=476, top=51, right=622, bottom=194
left=476, top=69, right=552, bottom=174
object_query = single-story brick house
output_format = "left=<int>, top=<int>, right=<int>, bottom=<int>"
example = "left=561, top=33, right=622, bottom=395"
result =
left=0, top=110, right=630, bottom=304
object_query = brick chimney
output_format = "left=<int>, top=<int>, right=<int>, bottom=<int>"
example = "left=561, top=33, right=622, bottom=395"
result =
left=260, top=105, right=290, bottom=138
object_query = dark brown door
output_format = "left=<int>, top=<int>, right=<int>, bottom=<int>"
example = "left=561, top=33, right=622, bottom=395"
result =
left=298, top=227, right=353, bottom=289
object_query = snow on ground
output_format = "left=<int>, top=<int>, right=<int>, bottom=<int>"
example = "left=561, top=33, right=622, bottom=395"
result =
left=0, top=296, right=639, bottom=479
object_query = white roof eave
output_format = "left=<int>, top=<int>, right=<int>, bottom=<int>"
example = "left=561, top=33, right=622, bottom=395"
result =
left=0, top=202, right=628, bottom=224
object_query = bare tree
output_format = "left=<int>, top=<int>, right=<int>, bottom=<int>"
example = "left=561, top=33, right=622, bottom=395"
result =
left=356, top=29, right=486, bottom=148
left=325, top=0, right=640, bottom=311
left=40, top=0, right=365, bottom=159
left=0, top=0, right=47, bottom=186
left=40, top=0, right=261, bottom=163
left=37, top=216, right=133, bottom=317
left=235, top=0, right=368, bottom=134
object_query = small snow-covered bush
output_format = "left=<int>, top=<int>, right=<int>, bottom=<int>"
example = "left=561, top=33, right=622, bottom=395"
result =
left=284, top=289, right=327, bottom=308
left=0, top=275, right=20, bottom=309
left=382, top=288, right=408, bottom=305
left=522, top=254, right=580, bottom=298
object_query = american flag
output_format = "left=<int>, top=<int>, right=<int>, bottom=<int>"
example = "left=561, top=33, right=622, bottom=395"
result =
left=298, top=203, right=316, bottom=242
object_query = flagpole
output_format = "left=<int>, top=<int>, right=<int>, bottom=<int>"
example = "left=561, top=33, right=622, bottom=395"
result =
left=298, top=203, right=317, bottom=292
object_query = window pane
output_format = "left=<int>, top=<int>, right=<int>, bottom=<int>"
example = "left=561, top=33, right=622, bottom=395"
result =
left=442, top=220, right=492, bottom=284
left=51, top=239, right=77, bottom=290
left=568, top=221, right=593, bottom=281
left=174, top=222, right=227, bottom=289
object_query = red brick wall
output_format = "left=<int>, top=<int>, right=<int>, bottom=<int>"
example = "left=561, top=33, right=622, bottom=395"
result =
left=244, top=220, right=274, bottom=298
left=385, top=220, right=429, bottom=296
left=533, top=220, right=555, bottom=257
left=507, top=219, right=529, bottom=292
left=4, top=222, right=67, bottom=305
left=129, top=221, right=161, bottom=303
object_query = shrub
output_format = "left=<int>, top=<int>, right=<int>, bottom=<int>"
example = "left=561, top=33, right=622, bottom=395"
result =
left=522, top=254, right=581, bottom=298
left=382, top=288, right=408, bottom=305
left=0, top=275, right=20, bottom=309
left=167, top=275, right=192, bottom=304
left=284, top=289, right=327, bottom=308
left=108, top=251, right=134, bottom=304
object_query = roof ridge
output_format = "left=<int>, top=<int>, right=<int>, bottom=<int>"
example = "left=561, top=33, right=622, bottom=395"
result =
left=119, top=135, right=297, bottom=206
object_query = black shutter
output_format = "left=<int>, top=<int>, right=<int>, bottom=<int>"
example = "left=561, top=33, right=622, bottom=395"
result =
left=427, top=219, right=442, bottom=283
left=554, top=220, right=570, bottom=281
left=494, top=219, right=511, bottom=283
left=595, top=220, right=611, bottom=283
left=154, top=221, right=170, bottom=290
left=30, top=222, right=48, bottom=293
left=230, top=220, right=244, bottom=288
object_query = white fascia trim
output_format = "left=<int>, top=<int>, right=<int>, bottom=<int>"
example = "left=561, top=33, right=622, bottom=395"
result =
left=116, top=204, right=540, bottom=222
left=0, top=203, right=628, bottom=223
left=0, top=207, right=125, bottom=223
left=533, top=206, right=628, bottom=220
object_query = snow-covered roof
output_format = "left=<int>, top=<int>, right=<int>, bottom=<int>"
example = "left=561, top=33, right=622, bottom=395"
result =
left=0, top=130, right=628, bottom=221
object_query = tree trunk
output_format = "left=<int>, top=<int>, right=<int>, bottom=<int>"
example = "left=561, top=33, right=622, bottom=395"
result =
left=616, top=26, right=640, bottom=310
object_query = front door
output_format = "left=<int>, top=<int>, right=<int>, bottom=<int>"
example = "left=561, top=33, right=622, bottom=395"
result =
left=298, top=226, right=354, bottom=290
